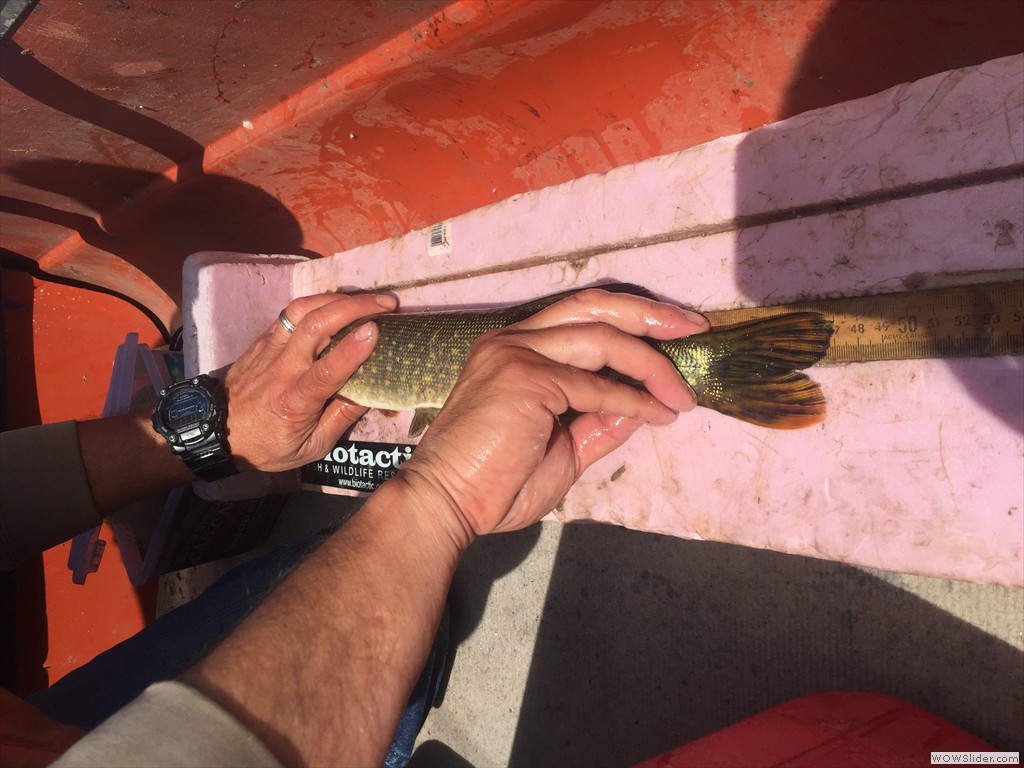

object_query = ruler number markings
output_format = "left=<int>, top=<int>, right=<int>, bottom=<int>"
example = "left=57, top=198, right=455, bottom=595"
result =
left=705, top=280, right=1023, bottom=363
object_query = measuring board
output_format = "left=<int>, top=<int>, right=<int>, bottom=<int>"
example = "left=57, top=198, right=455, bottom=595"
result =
left=704, top=279, right=1024, bottom=364
left=187, top=51, right=1023, bottom=588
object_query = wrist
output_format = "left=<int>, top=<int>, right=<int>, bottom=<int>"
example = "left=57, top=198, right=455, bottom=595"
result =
left=378, top=468, right=477, bottom=556
left=78, top=412, right=195, bottom=515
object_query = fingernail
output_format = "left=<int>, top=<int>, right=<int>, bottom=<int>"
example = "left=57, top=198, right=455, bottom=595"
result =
left=354, top=321, right=376, bottom=342
left=648, top=372, right=697, bottom=413
left=376, top=294, right=398, bottom=309
left=681, top=308, right=709, bottom=328
left=680, top=377, right=698, bottom=406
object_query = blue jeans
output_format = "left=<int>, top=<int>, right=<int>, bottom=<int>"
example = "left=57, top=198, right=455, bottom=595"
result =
left=30, top=529, right=449, bottom=767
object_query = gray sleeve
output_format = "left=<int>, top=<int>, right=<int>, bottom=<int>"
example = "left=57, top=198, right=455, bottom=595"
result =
left=0, top=421, right=101, bottom=569
left=52, top=681, right=282, bottom=768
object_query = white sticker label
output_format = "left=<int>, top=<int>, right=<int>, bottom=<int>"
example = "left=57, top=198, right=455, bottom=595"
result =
left=427, top=219, right=452, bottom=257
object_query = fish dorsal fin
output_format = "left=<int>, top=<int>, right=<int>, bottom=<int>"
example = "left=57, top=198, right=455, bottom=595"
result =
left=409, top=408, right=441, bottom=437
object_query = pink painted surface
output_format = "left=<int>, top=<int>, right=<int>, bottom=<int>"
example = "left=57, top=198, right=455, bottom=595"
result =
left=186, top=56, right=1024, bottom=585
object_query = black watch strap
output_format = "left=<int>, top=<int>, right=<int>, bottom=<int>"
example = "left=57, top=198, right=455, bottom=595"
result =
left=182, top=445, right=236, bottom=481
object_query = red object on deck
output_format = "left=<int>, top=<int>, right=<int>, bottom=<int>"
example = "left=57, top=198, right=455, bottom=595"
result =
left=634, top=693, right=995, bottom=768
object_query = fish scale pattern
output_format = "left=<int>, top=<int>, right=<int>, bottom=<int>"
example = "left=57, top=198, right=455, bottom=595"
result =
left=335, top=310, right=518, bottom=410
left=320, top=290, right=834, bottom=429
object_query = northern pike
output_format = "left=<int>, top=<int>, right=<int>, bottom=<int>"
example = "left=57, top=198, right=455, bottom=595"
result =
left=321, top=285, right=835, bottom=435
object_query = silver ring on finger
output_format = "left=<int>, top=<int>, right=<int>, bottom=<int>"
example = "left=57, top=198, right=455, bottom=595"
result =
left=277, top=310, right=297, bottom=334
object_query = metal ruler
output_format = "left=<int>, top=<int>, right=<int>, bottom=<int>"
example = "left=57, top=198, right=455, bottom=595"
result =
left=703, top=279, right=1024, bottom=364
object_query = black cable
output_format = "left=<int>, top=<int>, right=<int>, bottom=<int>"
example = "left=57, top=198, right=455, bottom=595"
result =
left=0, top=248, right=175, bottom=346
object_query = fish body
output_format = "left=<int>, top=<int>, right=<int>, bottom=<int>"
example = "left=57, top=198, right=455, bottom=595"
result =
left=323, top=286, right=834, bottom=434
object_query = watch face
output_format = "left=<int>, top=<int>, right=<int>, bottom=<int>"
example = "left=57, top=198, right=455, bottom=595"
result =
left=163, top=387, right=211, bottom=439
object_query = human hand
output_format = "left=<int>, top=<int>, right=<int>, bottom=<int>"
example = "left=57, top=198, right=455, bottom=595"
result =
left=223, top=293, right=396, bottom=473
left=395, top=288, right=708, bottom=543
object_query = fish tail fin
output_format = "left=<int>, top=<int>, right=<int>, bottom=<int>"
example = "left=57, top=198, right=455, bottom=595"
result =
left=694, top=312, right=834, bottom=429
left=700, top=370, right=828, bottom=429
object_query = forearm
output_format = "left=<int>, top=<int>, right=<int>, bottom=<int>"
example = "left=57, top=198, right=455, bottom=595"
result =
left=180, top=475, right=471, bottom=766
left=0, top=415, right=186, bottom=569
left=1, top=421, right=97, bottom=568
left=77, top=411, right=195, bottom=516
left=0, top=412, right=200, bottom=569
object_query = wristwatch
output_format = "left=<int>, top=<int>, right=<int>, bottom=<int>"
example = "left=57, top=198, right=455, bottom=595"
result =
left=152, top=374, right=236, bottom=481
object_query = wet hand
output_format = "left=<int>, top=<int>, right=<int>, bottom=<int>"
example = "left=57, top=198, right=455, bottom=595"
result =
left=396, top=288, right=708, bottom=543
left=223, top=293, right=396, bottom=473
